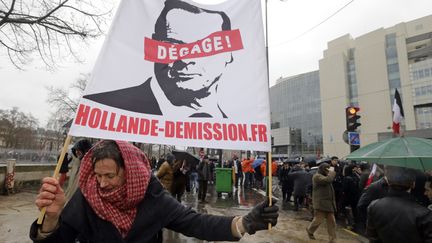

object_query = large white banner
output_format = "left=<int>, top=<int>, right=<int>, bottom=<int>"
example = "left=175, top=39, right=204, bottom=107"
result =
left=69, top=0, right=271, bottom=151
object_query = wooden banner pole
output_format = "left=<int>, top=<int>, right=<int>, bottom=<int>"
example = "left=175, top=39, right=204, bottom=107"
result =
left=37, top=135, right=72, bottom=225
left=267, top=151, right=272, bottom=230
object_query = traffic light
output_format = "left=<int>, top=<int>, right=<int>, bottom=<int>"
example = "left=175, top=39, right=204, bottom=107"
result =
left=346, top=106, right=361, bottom=131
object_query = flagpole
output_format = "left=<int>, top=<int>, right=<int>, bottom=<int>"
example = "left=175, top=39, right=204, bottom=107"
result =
left=264, top=0, right=274, bottom=231
left=37, top=135, right=73, bottom=225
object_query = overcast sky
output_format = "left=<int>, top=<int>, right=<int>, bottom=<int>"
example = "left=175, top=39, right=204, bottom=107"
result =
left=1, top=0, right=431, bottom=127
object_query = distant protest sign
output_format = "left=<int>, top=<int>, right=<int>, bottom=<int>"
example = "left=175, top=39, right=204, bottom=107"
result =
left=69, top=0, right=270, bottom=151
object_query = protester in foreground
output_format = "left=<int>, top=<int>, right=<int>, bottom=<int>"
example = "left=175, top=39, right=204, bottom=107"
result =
left=356, top=173, right=389, bottom=234
left=367, top=166, right=432, bottom=243
left=306, top=163, right=337, bottom=243
left=31, top=140, right=278, bottom=242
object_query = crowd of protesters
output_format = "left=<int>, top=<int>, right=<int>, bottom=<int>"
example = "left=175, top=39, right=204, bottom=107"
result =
left=275, top=156, right=432, bottom=242
left=50, top=143, right=432, bottom=243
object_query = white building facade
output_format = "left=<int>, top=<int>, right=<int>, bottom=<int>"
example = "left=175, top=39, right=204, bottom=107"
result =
left=320, top=15, right=432, bottom=157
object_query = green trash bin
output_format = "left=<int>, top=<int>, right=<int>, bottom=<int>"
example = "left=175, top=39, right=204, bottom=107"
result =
left=215, top=168, right=233, bottom=197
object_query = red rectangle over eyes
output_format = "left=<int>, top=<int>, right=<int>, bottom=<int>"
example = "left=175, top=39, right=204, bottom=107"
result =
left=144, top=29, right=243, bottom=64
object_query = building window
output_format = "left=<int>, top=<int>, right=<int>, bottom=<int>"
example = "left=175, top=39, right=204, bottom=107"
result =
left=385, top=33, right=397, bottom=46
left=347, top=49, right=358, bottom=106
left=386, top=33, right=401, bottom=103
left=415, top=105, right=432, bottom=129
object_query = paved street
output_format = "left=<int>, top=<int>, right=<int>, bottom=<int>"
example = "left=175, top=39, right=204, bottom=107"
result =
left=0, top=184, right=366, bottom=243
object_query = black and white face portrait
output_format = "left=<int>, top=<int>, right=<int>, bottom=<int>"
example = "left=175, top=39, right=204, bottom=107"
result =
left=153, top=2, right=233, bottom=108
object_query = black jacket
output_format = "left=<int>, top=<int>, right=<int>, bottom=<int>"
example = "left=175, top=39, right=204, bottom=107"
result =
left=342, top=175, right=361, bottom=206
left=357, top=177, right=388, bottom=222
left=30, top=176, right=238, bottom=243
left=290, top=169, right=312, bottom=196
left=367, top=189, right=432, bottom=243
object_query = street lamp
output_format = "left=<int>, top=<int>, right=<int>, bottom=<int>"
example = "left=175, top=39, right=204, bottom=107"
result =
left=264, top=0, right=288, bottom=86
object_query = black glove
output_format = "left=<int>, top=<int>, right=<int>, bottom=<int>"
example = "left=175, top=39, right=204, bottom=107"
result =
left=242, top=197, right=279, bottom=234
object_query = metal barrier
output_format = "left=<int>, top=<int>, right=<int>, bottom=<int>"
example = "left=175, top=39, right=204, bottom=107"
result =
left=0, top=149, right=57, bottom=164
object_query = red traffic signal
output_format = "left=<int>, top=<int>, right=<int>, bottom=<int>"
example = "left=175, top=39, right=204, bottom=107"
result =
left=346, top=106, right=361, bottom=131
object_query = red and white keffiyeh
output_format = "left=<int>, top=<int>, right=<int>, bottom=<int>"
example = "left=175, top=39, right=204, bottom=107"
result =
left=79, top=140, right=151, bottom=238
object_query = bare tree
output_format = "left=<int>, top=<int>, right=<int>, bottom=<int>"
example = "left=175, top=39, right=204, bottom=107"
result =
left=0, top=0, right=113, bottom=68
left=46, top=72, right=88, bottom=116
left=46, top=72, right=87, bottom=150
left=0, top=107, right=38, bottom=148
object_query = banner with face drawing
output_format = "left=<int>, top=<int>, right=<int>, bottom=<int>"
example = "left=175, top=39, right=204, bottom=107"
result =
left=69, top=0, right=270, bottom=151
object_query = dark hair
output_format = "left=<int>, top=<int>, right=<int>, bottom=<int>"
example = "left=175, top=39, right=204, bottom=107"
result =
left=91, top=140, right=125, bottom=172
left=331, top=156, right=338, bottom=160
left=72, top=139, right=93, bottom=158
left=153, top=0, right=231, bottom=42
left=318, top=163, right=330, bottom=175
left=359, top=163, right=370, bottom=171
left=166, top=153, right=175, bottom=164
left=344, top=164, right=356, bottom=177
left=384, top=165, right=416, bottom=190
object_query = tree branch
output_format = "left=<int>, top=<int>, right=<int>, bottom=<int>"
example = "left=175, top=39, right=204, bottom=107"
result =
left=0, top=0, right=16, bottom=26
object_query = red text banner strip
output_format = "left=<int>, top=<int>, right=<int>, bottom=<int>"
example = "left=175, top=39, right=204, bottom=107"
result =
left=144, top=29, right=243, bottom=63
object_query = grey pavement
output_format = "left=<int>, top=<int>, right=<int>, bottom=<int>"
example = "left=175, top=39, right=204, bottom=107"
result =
left=0, top=184, right=367, bottom=243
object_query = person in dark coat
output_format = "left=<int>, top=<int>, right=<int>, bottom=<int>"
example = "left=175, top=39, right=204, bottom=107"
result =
left=290, top=165, right=311, bottom=211
left=31, top=140, right=279, bottom=243
left=58, top=152, right=72, bottom=187
left=357, top=176, right=389, bottom=234
left=411, top=170, right=430, bottom=207
left=367, top=166, right=432, bottom=243
left=197, top=155, right=212, bottom=203
left=278, top=162, right=292, bottom=203
left=171, top=159, right=189, bottom=202
left=65, top=139, right=93, bottom=201
left=358, top=163, right=371, bottom=191
left=342, top=164, right=361, bottom=229
left=306, top=163, right=337, bottom=243
left=232, top=155, right=243, bottom=187
left=330, top=156, right=343, bottom=216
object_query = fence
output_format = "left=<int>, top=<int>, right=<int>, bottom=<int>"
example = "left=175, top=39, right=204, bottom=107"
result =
left=0, top=148, right=58, bottom=164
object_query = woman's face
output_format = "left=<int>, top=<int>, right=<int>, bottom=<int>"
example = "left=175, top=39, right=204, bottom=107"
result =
left=94, top=158, right=125, bottom=191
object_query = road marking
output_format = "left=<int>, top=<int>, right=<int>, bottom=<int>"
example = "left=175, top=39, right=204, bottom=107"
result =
left=343, top=228, right=359, bottom=237
left=251, top=188, right=280, bottom=201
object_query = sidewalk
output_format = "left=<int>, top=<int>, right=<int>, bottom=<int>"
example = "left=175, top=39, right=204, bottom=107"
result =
left=0, top=190, right=38, bottom=243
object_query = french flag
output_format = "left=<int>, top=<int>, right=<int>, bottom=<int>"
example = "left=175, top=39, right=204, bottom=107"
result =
left=392, top=89, right=404, bottom=135
left=365, top=164, right=377, bottom=188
